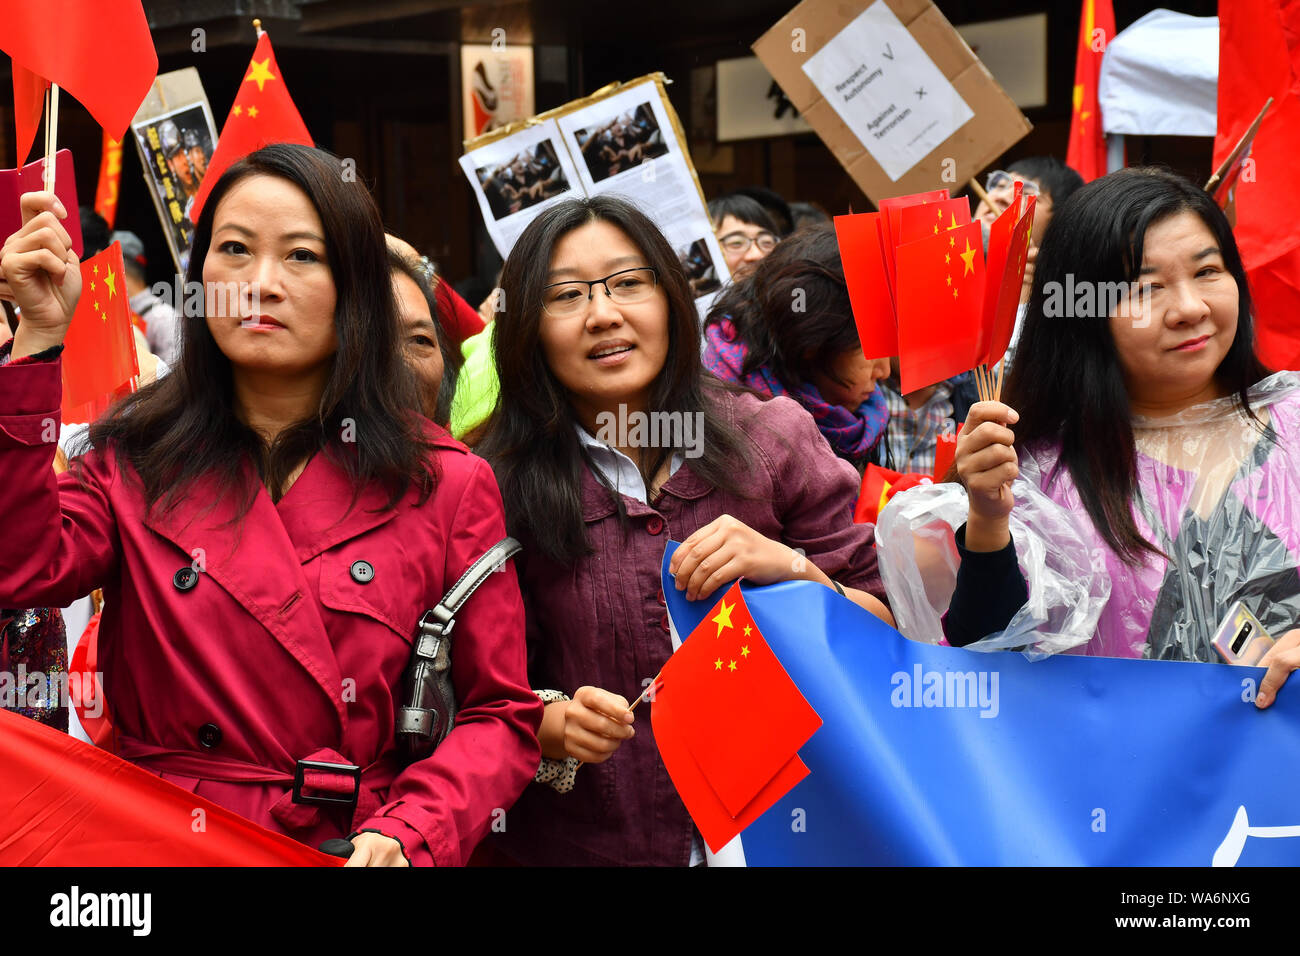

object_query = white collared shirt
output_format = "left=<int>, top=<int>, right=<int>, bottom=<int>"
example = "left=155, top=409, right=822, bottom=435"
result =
left=575, top=424, right=683, bottom=504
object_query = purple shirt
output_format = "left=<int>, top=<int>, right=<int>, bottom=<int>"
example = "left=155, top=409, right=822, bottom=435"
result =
left=492, top=388, right=885, bottom=866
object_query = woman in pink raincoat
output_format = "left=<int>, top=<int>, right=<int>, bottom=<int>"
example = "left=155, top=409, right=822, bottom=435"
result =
left=0, top=144, right=542, bottom=866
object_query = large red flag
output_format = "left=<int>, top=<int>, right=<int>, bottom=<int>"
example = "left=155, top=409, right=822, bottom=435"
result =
left=1216, top=0, right=1300, bottom=372
left=652, top=582, right=821, bottom=851
left=0, top=709, right=340, bottom=865
left=191, top=32, right=313, bottom=221
left=0, top=0, right=157, bottom=165
left=61, top=243, right=138, bottom=424
left=1065, top=0, right=1115, bottom=182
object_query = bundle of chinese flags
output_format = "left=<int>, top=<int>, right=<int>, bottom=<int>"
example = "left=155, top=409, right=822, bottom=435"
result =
left=0, top=0, right=157, bottom=165
left=0, top=709, right=340, bottom=865
left=192, top=31, right=313, bottom=220
left=61, top=242, right=139, bottom=424
left=651, top=581, right=822, bottom=852
left=835, top=187, right=1035, bottom=396
left=1215, top=0, right=1300, bottom=372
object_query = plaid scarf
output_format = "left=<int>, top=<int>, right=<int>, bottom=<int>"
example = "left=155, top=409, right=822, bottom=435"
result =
left=703, top=319, right=888, bottom=461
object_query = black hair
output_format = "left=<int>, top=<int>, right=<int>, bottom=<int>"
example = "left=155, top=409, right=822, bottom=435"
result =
left=83, top=144, right=436, bottom=518
left=79, top=207, right=111, bottom=260
left=1008, top=156, right=1086, bottom=211
left=704, top=223, right=859, bottom=391
left=1004, top=166, right=1271, bottom=565
left=731, top=186, right=794, bottom=236
left=707, top=193, right=781, bottom=238
left=478, top=195, right=750, bottom=564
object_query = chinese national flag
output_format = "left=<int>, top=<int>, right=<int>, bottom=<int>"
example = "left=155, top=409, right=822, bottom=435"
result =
left=1216, top=0, right=1300, bottom=371
left=854, top=464, right=934, bottom=524
left=895, top=219, right=986, bottom=394
left=1066, top=0, right=1115, bottom=182
left=192, top=32, right=313, bottom=221
left=652, top=583, right=821, bottom=852
left=0, top=0, right=157, bottom=165
left=835, top=212, right=897, bottom=360
left=981, top=194, right=1036, bottom=367
left=61, top=242, right=138, bottom=424
left=94, top=130, right=123, bottom=228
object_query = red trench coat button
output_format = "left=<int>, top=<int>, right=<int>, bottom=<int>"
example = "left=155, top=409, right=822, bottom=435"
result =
left=646, top=516, right=664, bottom=535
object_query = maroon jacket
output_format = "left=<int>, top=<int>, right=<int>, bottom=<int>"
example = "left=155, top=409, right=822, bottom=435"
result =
left=492, top=390, right=885, bottom=866
left=0, top=352, right=542, bottom=865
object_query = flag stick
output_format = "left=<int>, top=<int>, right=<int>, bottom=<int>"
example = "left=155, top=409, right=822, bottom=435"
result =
left=968, top=177, right=993, bottom=210
left=253, top=18, right=265, bottom=37
left=1205, top=98, right=1273, bottom=193
left=994, top=357, right=1005, bottom=401
left=42, top=84, right=60, bottom=193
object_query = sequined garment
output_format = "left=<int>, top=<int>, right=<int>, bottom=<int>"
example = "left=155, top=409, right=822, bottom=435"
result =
left=0, top=606, right=69, bottom=731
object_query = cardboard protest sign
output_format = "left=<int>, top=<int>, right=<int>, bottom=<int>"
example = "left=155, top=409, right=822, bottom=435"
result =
left=128, top=68, right=218, bottom=272
left=461, top=73, right=730, bottom=316
left=753, top=0, right=1031, bottom=203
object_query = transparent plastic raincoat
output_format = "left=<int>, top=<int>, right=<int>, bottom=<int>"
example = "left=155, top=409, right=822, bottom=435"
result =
left=878, top=372, right=1300, bottom=660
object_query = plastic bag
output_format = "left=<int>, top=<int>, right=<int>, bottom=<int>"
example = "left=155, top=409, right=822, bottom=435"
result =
left=875, top=477, right=1110, bottom=660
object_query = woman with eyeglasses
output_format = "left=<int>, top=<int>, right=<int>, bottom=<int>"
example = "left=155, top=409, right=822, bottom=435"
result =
left=708, top=193, right=782, bottom=282
left=477, top=195, right=893, bottom=866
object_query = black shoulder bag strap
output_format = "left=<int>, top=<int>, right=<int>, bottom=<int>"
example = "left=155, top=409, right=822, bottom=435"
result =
left=396, top=536, right=523, bottom=760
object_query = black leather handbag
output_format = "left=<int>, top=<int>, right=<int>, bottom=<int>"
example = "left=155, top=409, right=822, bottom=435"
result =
left=395, top=536, right=522, bottom=760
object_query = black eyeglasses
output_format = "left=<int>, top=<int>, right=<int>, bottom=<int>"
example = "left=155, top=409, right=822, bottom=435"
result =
left=541, top=267, right=659, bottom=317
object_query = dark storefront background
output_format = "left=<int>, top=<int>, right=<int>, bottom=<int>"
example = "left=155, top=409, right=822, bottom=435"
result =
left=0, top=0, right=1221, bottom=294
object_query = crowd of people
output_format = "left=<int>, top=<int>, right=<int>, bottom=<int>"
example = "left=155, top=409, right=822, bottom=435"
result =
left=1, top=139, right=1297, bottom=867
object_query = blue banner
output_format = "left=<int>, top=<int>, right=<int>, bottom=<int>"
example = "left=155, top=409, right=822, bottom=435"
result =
left=661, top=544, right=1300, bottom=866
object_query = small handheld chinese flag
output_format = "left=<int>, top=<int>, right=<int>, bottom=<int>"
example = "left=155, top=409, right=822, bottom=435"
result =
left=192, top=31, right=313, bottom=220
left=0, top=0, right=158, bottom=165
left=61, top=242, right=139, bottom=424
left=652, top=582, right=821, bottom=852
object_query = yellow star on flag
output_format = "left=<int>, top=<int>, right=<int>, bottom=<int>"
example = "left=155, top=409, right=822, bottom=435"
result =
left=936, top=207, right=943, bottom=219
left=714, top=658, right=723, bottom=670
left=946, top=275, right=952, bottom=286
left=950, top=213, right=959, bottom=229
left=92, top=264, right=99, bottom=276
left=959, top=239, right=977, bottom=276
left=248, top=106, right=259, bottom=119
left=93, top=300, right=100, bottom=312
left=945, top=252, right=950, bottom=265
left=953, top=287, right=959, bottom=299
left=932, top=224, right=939, bottom=234
left=245, top=57, right=276, bottom=93
left=949, top=236, right=955, bottom=248
left=104, top=267, right=118, bottom=298
left=728, top=660, right=738, bottom=672
left=743, top=624, right=752, bottom=636
left=741, top=645, right=750, bottom=658
left=232, top=105, right=243, bottom=117
left=711, top=599, right=735, bottom=637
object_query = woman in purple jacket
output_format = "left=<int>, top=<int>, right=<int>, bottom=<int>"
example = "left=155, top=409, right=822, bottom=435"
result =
left=478, top=196, right=893, bottom=866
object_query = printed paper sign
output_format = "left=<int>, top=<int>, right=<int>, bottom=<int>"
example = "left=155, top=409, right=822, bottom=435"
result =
left=801, top=0, right=973, bottom=181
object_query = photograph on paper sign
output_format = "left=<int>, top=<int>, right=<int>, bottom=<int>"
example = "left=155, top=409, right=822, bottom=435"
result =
left=132, top=102, right=216, bottom=269
left=573, top=102, right=669, bottom=183
left=678, top=237, right=721, bottom=297
left=474, top=140, right=570, bottom=220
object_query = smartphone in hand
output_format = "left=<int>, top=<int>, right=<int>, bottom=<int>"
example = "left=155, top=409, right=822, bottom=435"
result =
left=1212, top=601, right=1274, bottom=666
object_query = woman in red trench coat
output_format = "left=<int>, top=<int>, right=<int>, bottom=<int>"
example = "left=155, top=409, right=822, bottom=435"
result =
left=0, top=145, right=542, bottom=866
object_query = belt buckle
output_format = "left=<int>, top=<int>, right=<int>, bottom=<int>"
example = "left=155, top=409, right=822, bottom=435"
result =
left=292, top=758, right=362, bottom=808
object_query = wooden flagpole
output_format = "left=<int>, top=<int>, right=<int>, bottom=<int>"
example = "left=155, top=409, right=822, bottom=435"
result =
left=42, top=84, right=60, bottom=193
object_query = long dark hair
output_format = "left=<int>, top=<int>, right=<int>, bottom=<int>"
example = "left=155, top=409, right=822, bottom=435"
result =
left=1004, top=166, right=1271, bottom=565
left=84, top=144, right=435, bottom=517
left=478, top=195, right=749, bottom=564
left=704, top=223, right=859, bottom=391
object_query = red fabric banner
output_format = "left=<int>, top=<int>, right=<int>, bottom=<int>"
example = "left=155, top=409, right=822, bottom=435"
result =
left=0, top=709, right=341, bottom=865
